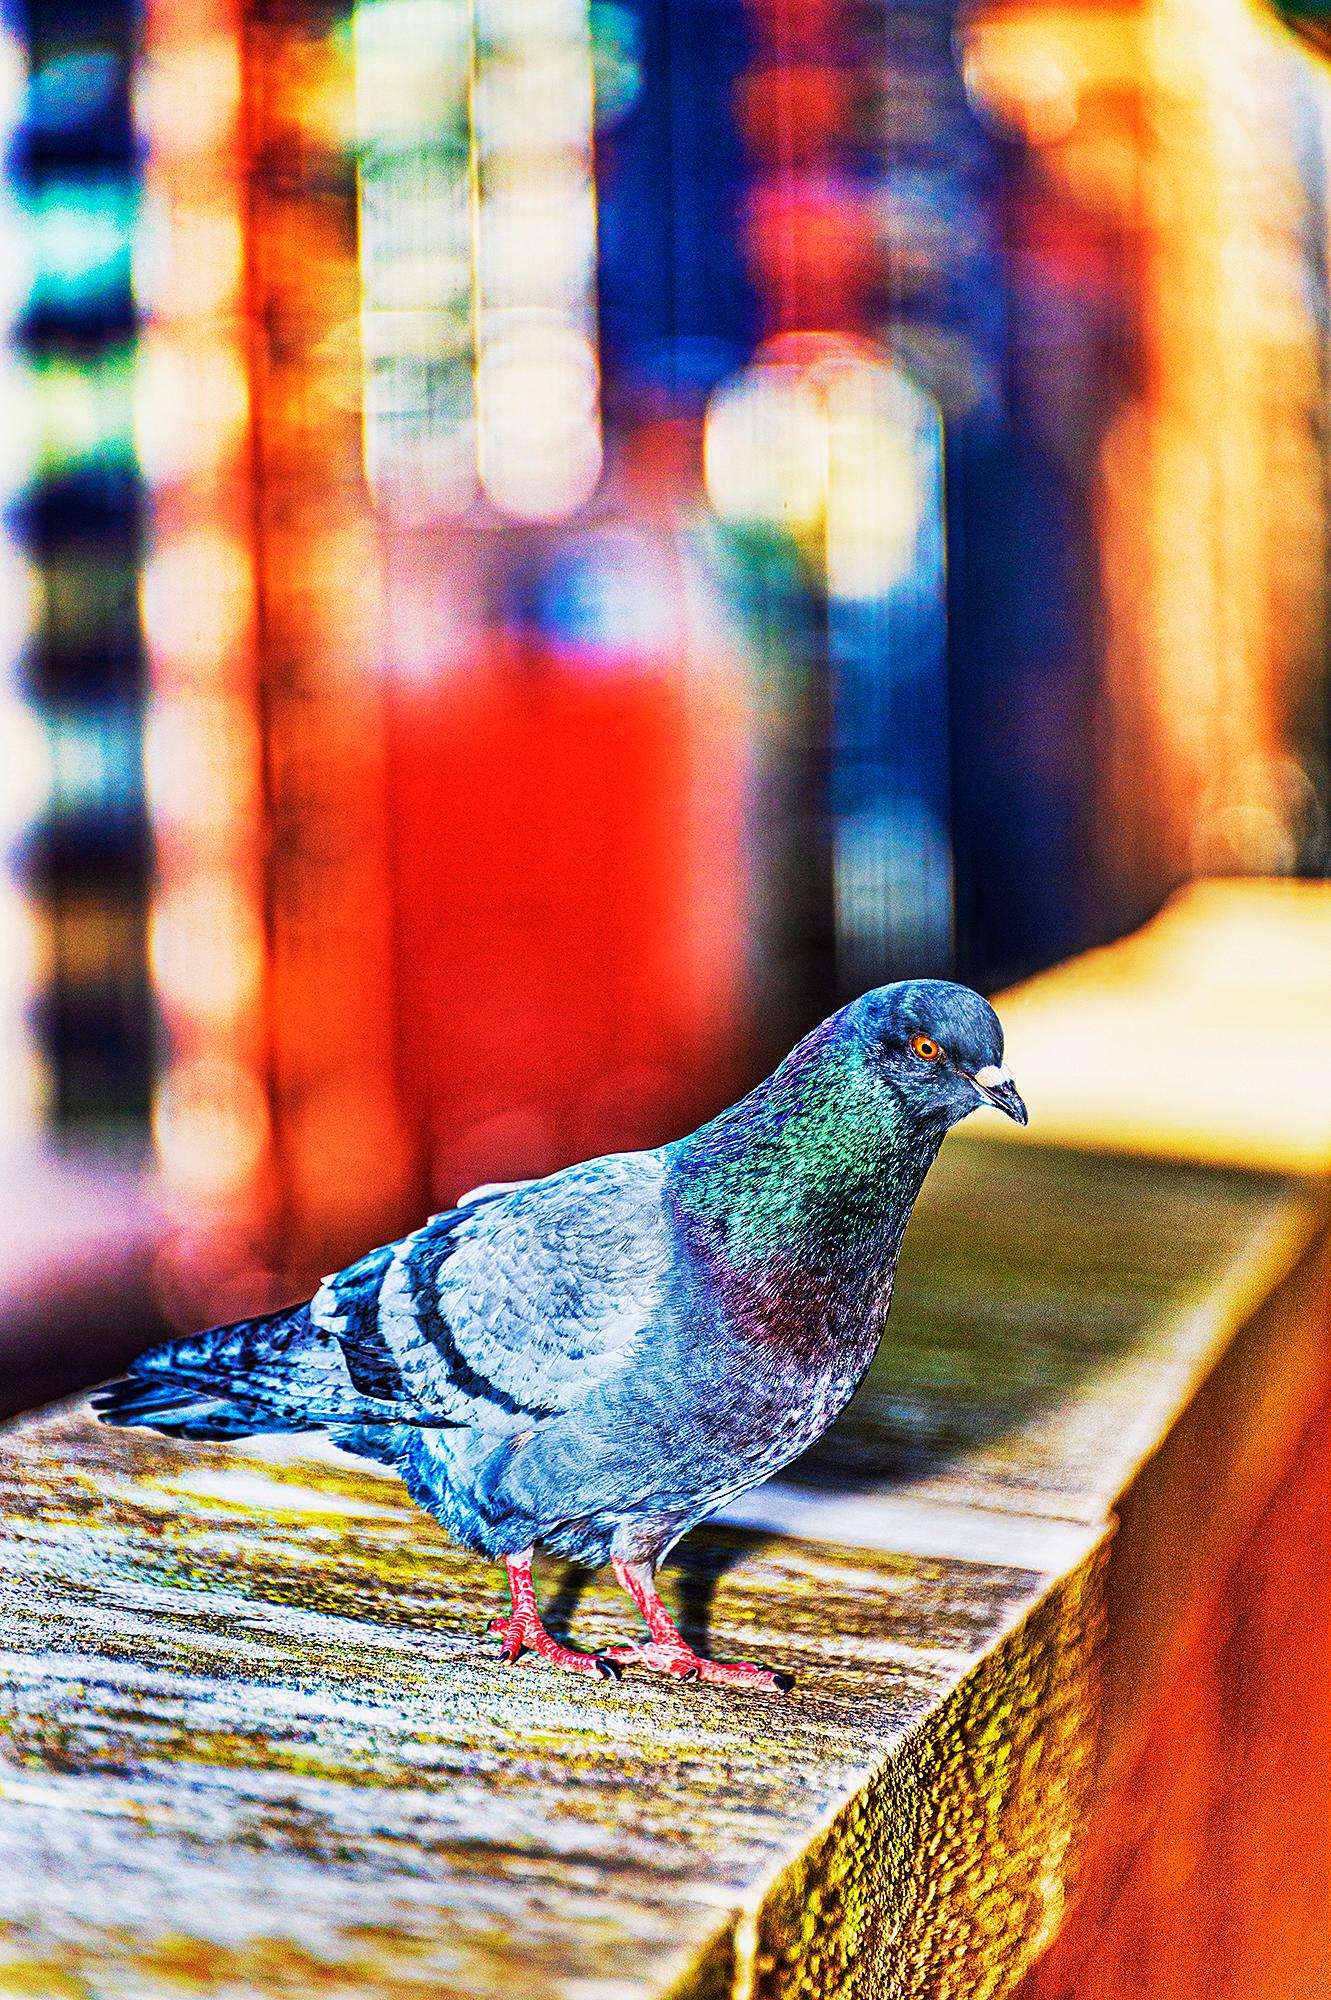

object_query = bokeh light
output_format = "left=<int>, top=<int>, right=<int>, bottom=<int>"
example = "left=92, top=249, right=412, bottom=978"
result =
left=0, top=0, right=1328, bottom=1314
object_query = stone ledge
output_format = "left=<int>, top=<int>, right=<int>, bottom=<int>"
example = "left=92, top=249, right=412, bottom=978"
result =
left=2, top=1131, right=1326, bottom=1999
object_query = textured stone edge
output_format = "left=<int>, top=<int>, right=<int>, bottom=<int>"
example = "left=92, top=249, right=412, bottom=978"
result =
left=657, top=1541, right=1109, bottom=2000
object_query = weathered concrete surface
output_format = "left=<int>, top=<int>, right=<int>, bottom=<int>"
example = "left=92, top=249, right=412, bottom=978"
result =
left=2, top=1134, right=1324, bottom=2000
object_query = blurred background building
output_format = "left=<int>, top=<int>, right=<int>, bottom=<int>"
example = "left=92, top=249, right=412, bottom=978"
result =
left=3, top=0, right=1331, bottom=1345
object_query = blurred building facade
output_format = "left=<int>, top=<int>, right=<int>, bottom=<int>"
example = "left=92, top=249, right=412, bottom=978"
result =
left=3, top=0, right=1331, bottom=1313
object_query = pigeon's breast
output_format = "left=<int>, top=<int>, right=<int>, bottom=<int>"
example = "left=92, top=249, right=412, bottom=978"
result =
left=699, top=1232, right=895, bottom=1370
left=666, top=1237, right=895, bottom=1487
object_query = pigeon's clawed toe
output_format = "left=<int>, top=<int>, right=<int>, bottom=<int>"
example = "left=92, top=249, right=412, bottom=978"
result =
left=694, top=1659, right=792, bottom=1694
left=601, top=1557, right=792, bottom=1692
left=602, top=1640, right=791, bottom=1693
left=601, top=1639, right=700, bottom=1679
left=488, top=1614, right=619, bottom=1680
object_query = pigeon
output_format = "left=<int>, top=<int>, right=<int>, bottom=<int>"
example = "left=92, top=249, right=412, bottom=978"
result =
left=95, top=981, right=1025, bottom=1691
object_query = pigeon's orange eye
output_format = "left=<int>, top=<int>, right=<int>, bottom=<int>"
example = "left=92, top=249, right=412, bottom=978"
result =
left=910, top=1034, right=943, bottom=1063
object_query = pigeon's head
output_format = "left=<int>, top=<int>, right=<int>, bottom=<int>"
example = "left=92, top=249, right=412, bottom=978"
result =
left=848, top=980, right=1027, bottom=1131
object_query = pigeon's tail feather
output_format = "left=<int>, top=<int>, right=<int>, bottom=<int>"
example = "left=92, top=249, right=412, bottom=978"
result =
left=93, top=1303, right=320, bottom=1441
left=92, top=1375, right=276, bottom=1440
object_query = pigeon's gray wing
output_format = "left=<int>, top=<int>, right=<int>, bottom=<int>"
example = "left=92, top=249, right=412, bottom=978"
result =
left=311, top=1150, right=675, bottom=1434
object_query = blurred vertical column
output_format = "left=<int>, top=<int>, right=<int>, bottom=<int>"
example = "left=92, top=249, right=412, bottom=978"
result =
left=241, top=0, right=412, bottom=1273
left=356, top=0, right=752, bottom=1200
left=696, top=0, right=963, bottom=1004
left=0, top=10, right=44, bottom=1161
left=705, top=339, right=949, bottom=992
left=135, top=0, right=274, bottom=1306
left=472, top=0, right=603, bottom=521
left=136, top=0, right=414, bottom=1301
left=354, top=0, right=475, bottom=517
left=354, top=0, right=605, bottom=521
left=1122, top=0, right=1331, bottom=891
left=11, top=0, right=152, bottom=1142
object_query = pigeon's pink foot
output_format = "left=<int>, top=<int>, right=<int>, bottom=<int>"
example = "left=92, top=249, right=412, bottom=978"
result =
left=607, top=1555, right=793, bottom=1693
left=488, top=1552, right=619, bottom=1680
left=488, top=1612, right=616, bottom=1678
left=601, top=1638, right=700, bottom=1679
left=602, top=1638, right=789, bottom=1692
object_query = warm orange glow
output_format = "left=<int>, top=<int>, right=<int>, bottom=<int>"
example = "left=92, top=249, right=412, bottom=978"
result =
left=139, top=206, right=244, bottom=321
left=134, top=40, right=242, bottom=159
left=134, top=337, right=249, bottom=483
left=150, top=874, right=265, bottom=1026
left=144, top=691, right=263, bottom=837
left=964, top=0, right=1329, bottom=911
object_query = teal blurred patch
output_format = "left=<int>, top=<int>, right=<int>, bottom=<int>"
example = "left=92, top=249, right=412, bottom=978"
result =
left=30, top=180, right=136, bottom=314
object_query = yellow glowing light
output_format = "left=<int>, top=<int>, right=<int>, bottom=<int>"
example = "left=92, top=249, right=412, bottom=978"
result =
left=35, top=353, right=136, bottom=476
left=135, top=40, right=242, bottom=158
left=476, top=317, right=602, bottom=520
left=472, top=45, right=595, bottom=153
left=0, top=877, right=42, bottom=991
left=144, top=691, right=263, bottom=834
left=150, top=873, right=265, bottom=1026
left=139, top=204, right=244, bottom=319
left=154, top=1056, right=270, bottom=1196
left=962, top=20, right=1085, bottom=146
left=471, top=0, right=603, bottom=523
left=703, top=366, right=829, bottom=533
left=704, top=340, right=936, bottom=599
left=477, top=162, right=597, bottom=309
left=354, top=0, right=477, bottom=517
left=141, top=530, right=253, bottom=680
left=354, top=0, right=603, bottom=521
left=823, top=369, right=926, bottom=601
left=134, top=336, right=249, bottom=483
left=353, top=0, right=470, bottom=147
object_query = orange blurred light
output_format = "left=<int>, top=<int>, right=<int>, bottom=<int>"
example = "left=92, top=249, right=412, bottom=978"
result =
left=134, top=336, right=249, bottom=484
left=140, top=530, right=253, bottom=680
left=149, top=873, right=265, bottom=1027
left=134, top=39, right=242, bottom=159
left=153, top=1057, right=270, bottom=1198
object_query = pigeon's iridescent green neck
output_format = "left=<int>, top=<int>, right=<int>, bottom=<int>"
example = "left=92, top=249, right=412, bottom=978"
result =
left=669, top=1017, right=943, bottom=1267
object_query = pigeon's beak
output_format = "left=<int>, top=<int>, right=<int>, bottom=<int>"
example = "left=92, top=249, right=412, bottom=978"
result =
left=972, top=1064, right=1028, bottom=1127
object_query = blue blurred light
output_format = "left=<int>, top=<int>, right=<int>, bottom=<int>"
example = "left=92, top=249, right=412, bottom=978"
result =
left=26, top=50, right=120, bottom=135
